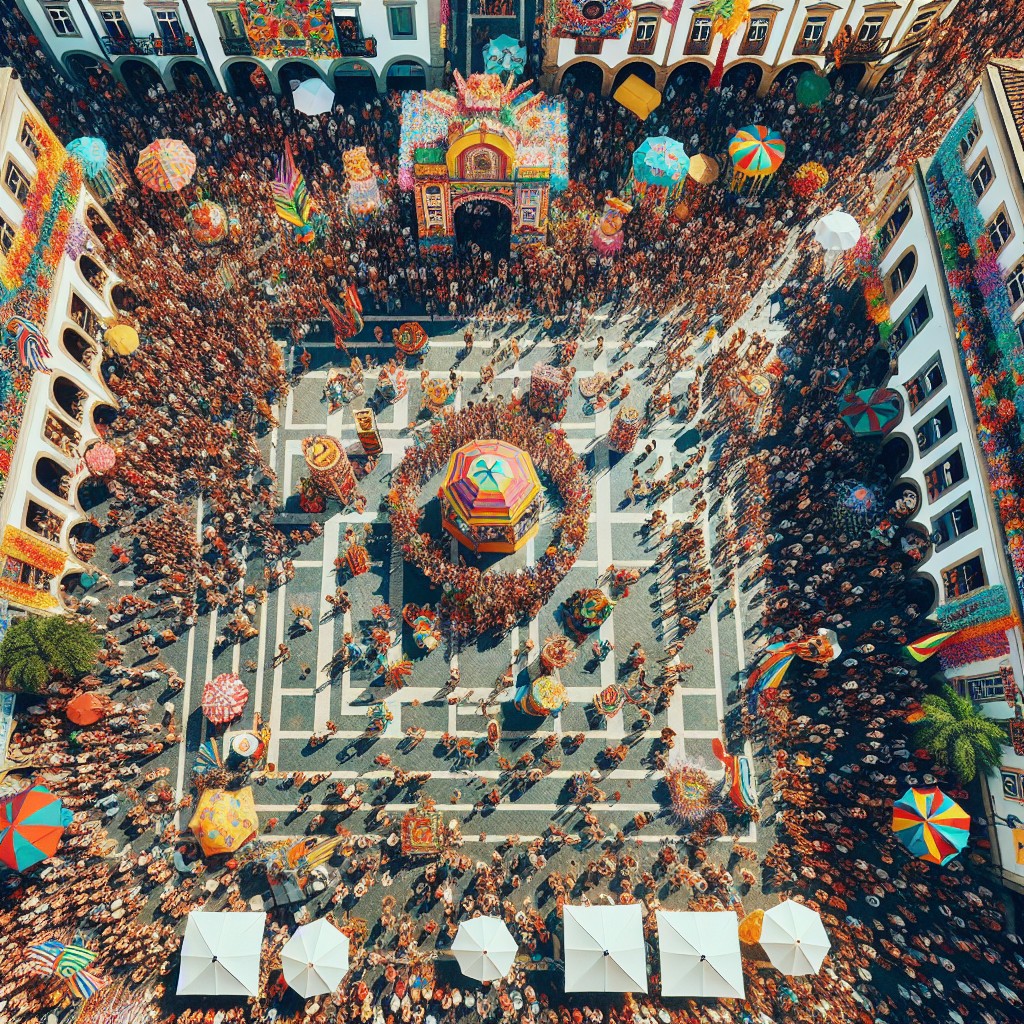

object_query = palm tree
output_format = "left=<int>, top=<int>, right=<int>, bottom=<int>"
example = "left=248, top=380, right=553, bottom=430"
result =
left=0, top=616, right=100, bottom=694
left=914, top=684, right=1007, bottom=783
left=696, top=0, right=751, bottom=90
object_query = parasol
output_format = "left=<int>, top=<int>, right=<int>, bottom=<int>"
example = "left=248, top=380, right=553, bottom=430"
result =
left=452, top=916, right=518, bottom=982
left=104, top=324, right=140, bottom=355
left=631, top=137, right=689, bottom=189
left=135, top=139, right=196, bottom=192
left=0, top=785, right=73, bottom=871
left=66, top=692, right=108, bottom=726
left=728, top=126, right=786, bottom=177
left=201, top=672, right=249, bottom=724
left=656, top=911, right=745, bottom=998
left=188, top=786, right=258, bottom=856
left=838, top=388, right=902, bottom=436
left=892, top=786, right=970, bottom=865
left=563, top=904, right=648, bottom=992
left=26, top=939, right=108, bottom=999
left=84, top=442, right=117, bottom=477
left=759, top=902, right=831, bottom=976
left=483, top=34, right=527, bottom=76
left=177, top=911, right=265, bottom=996
left=795, top=71, right=832, bottom=109
left=291, top=78, right=336, bottom=116
left=281, top=919, right=350, bottom=997
left=441, top=440, right=541, bottom=527
left=813, top=210, right=862, bottom=251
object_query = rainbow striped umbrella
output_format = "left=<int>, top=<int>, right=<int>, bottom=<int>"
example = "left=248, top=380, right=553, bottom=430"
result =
left=728, top=125, right=786, bottom=177
left=442, top=440, right=541, bottom=527
left=892, top=786, right=970, bottom=865
left=838, top=387, right=902, bottom=436
left=135, top=139, right=196, bottom=192
left=0, top=786, right=73, bottom=871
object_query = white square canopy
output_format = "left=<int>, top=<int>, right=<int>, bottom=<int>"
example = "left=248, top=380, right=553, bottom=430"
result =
left=656, top=911, right=745, bottom=999
left=176, top=911, right=265, bottom=997
left=563, top=904, right=648, bottom=993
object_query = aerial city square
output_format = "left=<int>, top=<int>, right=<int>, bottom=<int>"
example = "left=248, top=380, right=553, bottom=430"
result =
left=3, top=0, right=1024, bottom=1022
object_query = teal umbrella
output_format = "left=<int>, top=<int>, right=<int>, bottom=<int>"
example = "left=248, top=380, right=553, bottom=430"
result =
left=631, top=137, right=689, bottom=189
left=483, top=35, right=527, bottom=76
left=795, top=71, right=831, bottom=109
left=838, top=387, right=902, bottom=436
left=67, top=137, right=109, bottom=180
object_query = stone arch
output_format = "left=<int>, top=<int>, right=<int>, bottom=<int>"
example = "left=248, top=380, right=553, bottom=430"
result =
left=63, top=51, right=105, bottom=85
left=554, top=59, right=607, bottom=97
left=61, top=324, right=99, bottom=371
left=329, top=58, right=380, bottom=99
left=720, top=60, right=765, bottom=93
left=609, top=58, right=658, bottom=96
left=78, top=253, right=109, bottom=296
left=35, top=456, right=73, bottom=502
left=115, top=57, right=164, bottom=94
left=91, top=402, right=120, bottom=432
left=166, top=57, right=215, bottom=93
left=51, top=375, right=88, bottom=424
left=383, top=57, right=428, bottom=93
left=880, top=433, right=912, bottom=479
left=451, top=191, right=515, bottom=215
left=664, top=60, right=712, bottom=99
left=276, top=59, right=328, bottom=94
left=905, top=571, right=939, bottom=617
left=828, top=61, right=869, bottom=94
left=222, top=57, right=273, bottom=96
left=762, top=59, right=820, bottom=94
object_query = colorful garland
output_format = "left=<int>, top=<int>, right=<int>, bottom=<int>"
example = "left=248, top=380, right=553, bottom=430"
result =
left=847, top=235, right=893, bottom=340
left=924, top=107, right=1024, bottom=599
left=933, top=584, right=1011, bottom=630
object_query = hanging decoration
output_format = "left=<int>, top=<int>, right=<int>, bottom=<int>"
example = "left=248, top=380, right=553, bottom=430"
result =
left=695, top=0, right=751, bottom=89
left=552, top=0, right=633, bottom=38
left=240, top=0, right=345, bottom=58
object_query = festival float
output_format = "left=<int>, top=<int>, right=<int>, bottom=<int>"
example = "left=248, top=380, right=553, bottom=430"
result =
left=528, top=362, right=572, bottom=420
left=513, top=674, right=569, bottom=718
left=343, top=146, right=381, bottom=217
left=302, top=435, right=363, bottom=510
left=273, top=140, right=317, bottom=244
left=399, top=72, right=567, bottom=252
left=439, top=439, right=542, bottom=554
left=664, top=759, right=716, bottom=824
left=591, top=195, right=632, bottom=255
left=400, top=799, right=446, bottom=856
left=626, top=137, right=689, bottom=215
left=562, top=588, right=615, bottom=642
left=353, top=408, right=382, bottom=456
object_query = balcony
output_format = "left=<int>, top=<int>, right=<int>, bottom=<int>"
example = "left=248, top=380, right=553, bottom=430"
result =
left=337, top=34, right=377, bottom=57
left=686, top=38, right=712, bottom=56
left=842, top=35, right=892, bottom=63
left=793, top=38, right=824, bottom=56
left=101, top=34, right=197, bottom=57
left=738, top=37, right=768, bottom=56
left=221, top=36, right=253, bottom=56
left=628, top=36, right=657, bottom=56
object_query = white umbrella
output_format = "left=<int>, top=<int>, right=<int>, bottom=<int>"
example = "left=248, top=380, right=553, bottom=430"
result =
left=291, top=78, right=335, bottom=116
left=760, top=902, right=831, bottom=976
left=176, top=911, right=265, bottom=997
left=452, top=916, right=518, bottom=982
left=656, top=911, right=744, bottom=999
left=281, top=919, right=350, bottom=997
left=812, top=210, right=861, bottom=251
left=563, top=904, right=648, bottom=993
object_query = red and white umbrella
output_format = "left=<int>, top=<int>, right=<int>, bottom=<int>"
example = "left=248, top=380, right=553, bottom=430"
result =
left=201, top=673, right=249, bottom=725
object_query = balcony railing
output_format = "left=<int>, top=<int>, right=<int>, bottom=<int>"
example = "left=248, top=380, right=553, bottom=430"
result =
left=794, top=38, right=824, bottom=56
left=101, top=34, right=197, bottom=57
left=335, top=34, right=378, bottom=57
left=628, top=36, right=657, bottom=56
left=686, top=38, right=712, bottom=56
left=843, top=35, right=892, bottom=62
left=221, top=36, right=253, bottom=56
left=738, top=37, right=768, bottom=56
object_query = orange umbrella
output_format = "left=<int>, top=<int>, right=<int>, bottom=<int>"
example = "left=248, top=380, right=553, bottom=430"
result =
left=66, top=692, right=108, bottom=726
left=135, top=139, right=196, bottom=193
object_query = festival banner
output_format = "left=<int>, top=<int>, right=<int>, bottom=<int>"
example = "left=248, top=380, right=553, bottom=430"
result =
left=240, top=0, right=342, bottom=58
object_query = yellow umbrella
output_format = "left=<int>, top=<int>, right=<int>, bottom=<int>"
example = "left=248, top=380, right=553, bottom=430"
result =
left=188, top=786, right=258, bottom=856
left=687, top=154, right=720, bottom=185
left=104, top=324, right=139, bottom=355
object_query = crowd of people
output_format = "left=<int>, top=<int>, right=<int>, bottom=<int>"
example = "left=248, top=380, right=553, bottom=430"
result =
left=3, top=0, right=1024, bottom=1021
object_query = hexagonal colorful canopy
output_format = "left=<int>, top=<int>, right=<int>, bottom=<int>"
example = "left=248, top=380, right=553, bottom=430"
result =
left=892, top=786, right=970, bottom=865
left=442, top=440, right=541, bottom=527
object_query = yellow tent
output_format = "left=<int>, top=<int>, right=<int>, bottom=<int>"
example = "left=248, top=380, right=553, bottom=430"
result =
left=188, top=786, right=258, bottom=856
left=613, top=76, right=662, bottom=121
left=104, top=323, right=140, bottom=355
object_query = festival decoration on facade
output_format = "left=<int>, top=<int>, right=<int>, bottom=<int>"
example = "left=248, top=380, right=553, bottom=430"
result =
left=562, top=588, right=615, bottom=642
left=399, top=73, right=567, bottom=251
left=514, top=674, right=569, bottom=717
left=728, top=125, right=785, bottom=192
left=929, top=585, right=1020, bottom=670
left=188, top=787, right=258, bottom=856
left=551, top=0, right=633, bottom=38
left=746, top=628, right=841, bottom=708
left=440, top=440, right=542, bottom=554
left=302, top=435, right=363, bottom=510
left=892, top=786, right=970, bottom=865
left=343, top=146, right=381, bottom=216
left=273, top=140, right=316, bottom=244
left=0, top=525, right=68, bottom=610
left=904, top=630, right=959, bottom=662
left=591, top=196, right=632, bottom=255
left=528, top=362, right=572, bottom=420
left=240, top=0, right=346, bottom=58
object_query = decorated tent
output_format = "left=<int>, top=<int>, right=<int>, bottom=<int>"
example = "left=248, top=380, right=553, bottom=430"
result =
left=613, top=75, right=662, bottom=121
left=892, top=786, right=970, bottom=865
left=188, top=787, right=258, bottom=856
left=439, top=440, right=542, bottom=553
left=813, top=210, right=862, bottom=251
left=135, top=139, right=196, bottom=193
left=838, top=387, right=902, bottom=437
left=0, top=786, right=73, bottom=871
left=728, top=126, right=785, bottom=192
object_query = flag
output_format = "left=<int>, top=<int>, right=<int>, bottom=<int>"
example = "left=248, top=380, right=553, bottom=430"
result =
left=272, top=140, right=314, bottom=230
left=905, top=630, right=958, bottom=662
left=345, top=283, right=364, bottom=333
left=324, top=296, right=356, bottom=352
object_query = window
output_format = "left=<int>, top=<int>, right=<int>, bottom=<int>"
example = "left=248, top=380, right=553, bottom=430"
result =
left=217, top=8, right=246, bottom=37
left=630, top=14, right=659, bottom=54
left=100, top=9, right=130, bottom=39
left=905, top=355, right=944, bottom=412
left=801, top=16, right=828, bottom=46
left=916, top=402, right=954, bottom=454
left=3, top=161, right=31, bottom=204
left=889, top=293, right=931, bottom=355
left=691, top=18, right=712, bottom=42
left=943, top=554, right=986, bottom=600
left=1007, top=260, right=1024, bottom=306
left=971, top=156, right=993, bottom=197
left=858, top=16, right=884, bottom=42
left=954, top=673, right=1005, bottom=702
left=909, top=11, right=935, bottom=34
left=747, top=17, right=770, bottom=42
left=45, top=5, right=77, bottom=35
left=959, top=117, right=980, bottom=157
left=0, top=216, right=15, bottom=255
left=877, top=195, right=910, bottom=253
left=18, top=120, right=40, bottom=159
left=925, top=447, right=966, bottom=500
left=154, top=9, right=183, bottom=40
left=888, top=250, right=916, bottom=295
left=1017, top=318, right=1024, bottom=348
left=989, top=209, right=1013, bottom=253
left=932, top=497, right=975, bottom=549
left=387, top=5, right=415, bottom=38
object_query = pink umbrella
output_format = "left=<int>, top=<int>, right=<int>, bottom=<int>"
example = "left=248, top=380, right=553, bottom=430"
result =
left=201, top=673, right=249, bottom=725
left=84, top=442, right=117, bottom=477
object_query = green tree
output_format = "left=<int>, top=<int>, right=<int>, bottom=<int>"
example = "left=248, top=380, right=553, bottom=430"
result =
left=0, top=616, right=100, bottom=694
left=914, top=684, right=1007, bottom=783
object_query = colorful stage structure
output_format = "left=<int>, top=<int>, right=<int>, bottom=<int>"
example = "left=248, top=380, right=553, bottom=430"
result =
left=399, top=72, right=567, bottom=252
left=302, top=435, right=362, bottom=509
left=608, top=406, right=642, bottom=453
left=513, top=673, right=569, bottom=718
left=353, top=409, right=382, bottom=456
left=439, top=440, right=542, bottom=554
left=528, top=363, right=572, bottom=421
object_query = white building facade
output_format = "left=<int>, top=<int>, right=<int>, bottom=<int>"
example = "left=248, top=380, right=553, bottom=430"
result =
left=0, top=67, right=120, bottom=614
left=873, top=59, right=1024, bottom=892
left=541, top=0, right=954, bottom=98
left=14, top=0, right=444, bottom=97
